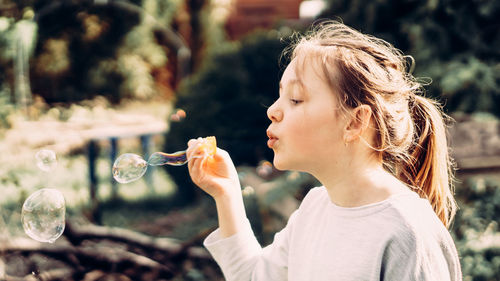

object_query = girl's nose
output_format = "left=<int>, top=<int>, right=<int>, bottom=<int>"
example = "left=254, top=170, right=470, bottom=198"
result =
left=267, top=101, right=283, bottom=122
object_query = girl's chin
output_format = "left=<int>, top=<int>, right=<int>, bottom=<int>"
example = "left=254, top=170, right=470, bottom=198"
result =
left=272, top=157, right=292, bottom=171
left=271, top=158, right=284, bottom=171
left=272, top=163, right=286, bottom=171
left=273, top=157, right=309, bottom=173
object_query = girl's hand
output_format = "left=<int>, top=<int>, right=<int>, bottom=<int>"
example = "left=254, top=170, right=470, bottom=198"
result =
left=187, top=138, right=248, bottom=238
left=186, top=138, right=241, bottom=200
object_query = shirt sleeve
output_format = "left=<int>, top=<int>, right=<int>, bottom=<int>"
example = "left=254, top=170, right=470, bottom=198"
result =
left=381, top=227, right=462, bottom=281
left=204, top=211, right=299, bottom=281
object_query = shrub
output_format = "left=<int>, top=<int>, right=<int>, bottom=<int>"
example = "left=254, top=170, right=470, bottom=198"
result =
left=452, top=177, right=500, bottom=281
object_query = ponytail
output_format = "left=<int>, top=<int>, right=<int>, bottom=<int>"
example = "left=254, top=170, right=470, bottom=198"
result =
left=288, top=21, right=457, bottom=228
left=403, top=95, right=457, bottom=228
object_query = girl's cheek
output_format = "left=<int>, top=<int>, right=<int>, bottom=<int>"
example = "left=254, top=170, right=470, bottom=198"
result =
left=292, top=124, right=315, bottom=148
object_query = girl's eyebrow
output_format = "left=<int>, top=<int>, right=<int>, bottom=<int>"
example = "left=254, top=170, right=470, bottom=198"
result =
left=279, top=79, right=301, bottom=90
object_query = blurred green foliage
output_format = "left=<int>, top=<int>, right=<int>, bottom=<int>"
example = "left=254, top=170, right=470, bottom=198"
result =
left=0, top=91, right=14, bottom=129
left=142, top=0, right=183, bottom=27
left=0, top=16, right=21, bottom=128
left=0, top=0, right=178, bottom=106
left=0, top=16, right=17, bottom=105
left=320, top=0, right=500, bottom=116
left=31, top=3, right=162, bottom=103
left=452, top=176, right=500, bottom=281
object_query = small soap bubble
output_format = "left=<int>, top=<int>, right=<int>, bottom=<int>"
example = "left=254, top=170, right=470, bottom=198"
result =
left=112, top=153, right=148, bottom=183
left=35, top=149, right=57, bottom=172
left=242, top=186, right=255, bottom=197
left=170, top=108, right=186, bottom=122
left=176, top=109, right=186, bottom=119
left=256, top=160, right=273, bottom=178
left=21, top=188, right=66, bottom=243
left=286, top=171, right=301, bottom=181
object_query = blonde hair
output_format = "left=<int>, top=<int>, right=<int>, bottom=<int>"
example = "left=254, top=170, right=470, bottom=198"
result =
left=288, top=21, right=457, bottom=228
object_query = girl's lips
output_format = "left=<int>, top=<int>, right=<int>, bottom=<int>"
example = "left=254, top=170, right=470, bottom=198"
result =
left=267, top=138, right=278, bottom=148
left=266, top=130, right=278, bottom=148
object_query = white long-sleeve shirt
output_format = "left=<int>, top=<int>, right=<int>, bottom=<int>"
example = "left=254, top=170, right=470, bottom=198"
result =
left=204, top=186, right=462, bottom=281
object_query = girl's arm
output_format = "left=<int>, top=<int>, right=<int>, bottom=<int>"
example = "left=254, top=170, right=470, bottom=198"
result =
left=187, top=138, right=289, bottom=281
left=186, top=138, right=247, bottom=238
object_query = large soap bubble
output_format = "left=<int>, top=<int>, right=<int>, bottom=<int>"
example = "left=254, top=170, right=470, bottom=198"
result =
left=21, top=188, right=66, bottom=243
left=112, top=153, right=148, bottom=183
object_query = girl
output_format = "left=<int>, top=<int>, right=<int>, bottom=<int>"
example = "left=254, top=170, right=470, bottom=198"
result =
left=186, top=21, right=462, bottom=281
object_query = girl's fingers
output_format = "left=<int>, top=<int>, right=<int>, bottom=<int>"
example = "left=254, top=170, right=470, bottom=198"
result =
left=187, top=138, right=197, bottom=149
left=187, top=139, right=200, bottom=173
left=187, top=138, right=203, bottom=159
left=194, top=152, right=205, bottom=177
left=187, top=138, right=209, bottom=182
left=186, top=138, right=201, bottom=154
left=189, top=151, right=208, bottom=187
left=213, top=147, right=229, bottom=161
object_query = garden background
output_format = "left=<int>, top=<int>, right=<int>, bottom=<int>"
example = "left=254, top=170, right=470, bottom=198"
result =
left=0, top=0, right=499, bottom=280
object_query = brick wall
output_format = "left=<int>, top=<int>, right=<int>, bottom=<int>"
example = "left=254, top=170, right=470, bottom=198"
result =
left=225, top=0, right=304, bottom=39
left=448, top=117, right=500, bottom=173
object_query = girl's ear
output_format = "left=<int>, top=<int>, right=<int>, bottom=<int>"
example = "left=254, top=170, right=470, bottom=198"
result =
left=344, top=105, right=372, bottom=143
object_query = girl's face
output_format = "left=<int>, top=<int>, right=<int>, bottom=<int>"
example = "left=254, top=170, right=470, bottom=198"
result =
left=267, top=58, right=347, bottom=173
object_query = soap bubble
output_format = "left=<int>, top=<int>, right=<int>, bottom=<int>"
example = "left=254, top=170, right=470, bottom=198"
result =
left=170, top=108, right=186, bottom=122
left=286, top=171, right=301, bottom=181
left=242, top=186, right=255, bottom=197
left=21, top=188, right=66, bottom=243
left=35, top=149, right=57, bottom=172
left=112, top=153, right=148, bottom=183
left=256, top=160, right=273, bottom=178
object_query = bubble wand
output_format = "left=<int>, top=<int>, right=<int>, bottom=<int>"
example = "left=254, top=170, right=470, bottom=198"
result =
left=112, top=136, right=216, bottom=183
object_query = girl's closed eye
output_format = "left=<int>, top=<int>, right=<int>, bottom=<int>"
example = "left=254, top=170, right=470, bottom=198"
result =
left=290, top=99, right=303, bottom=105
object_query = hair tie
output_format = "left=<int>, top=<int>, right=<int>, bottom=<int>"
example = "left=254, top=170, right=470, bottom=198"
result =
left=404, top=55, right=416, bottom=74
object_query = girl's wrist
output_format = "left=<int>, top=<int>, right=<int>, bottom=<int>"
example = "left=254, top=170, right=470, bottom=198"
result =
left=213, top=186, right=241, bottom=204
left=214, top=189, right=248, bottom=238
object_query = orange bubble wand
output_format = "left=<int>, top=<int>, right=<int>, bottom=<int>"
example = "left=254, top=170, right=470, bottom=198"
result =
left=147, top=136, right=217, bottom=166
